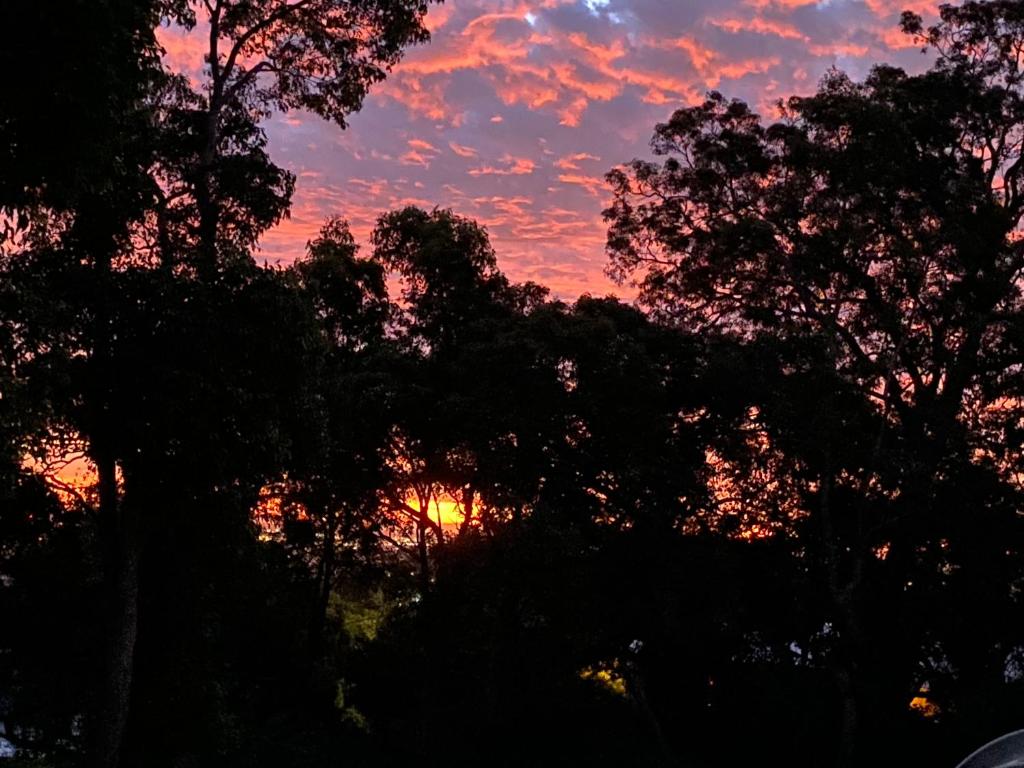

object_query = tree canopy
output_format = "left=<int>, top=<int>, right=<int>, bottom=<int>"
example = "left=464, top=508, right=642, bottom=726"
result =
left=4, top=2, right=1024, bottom=768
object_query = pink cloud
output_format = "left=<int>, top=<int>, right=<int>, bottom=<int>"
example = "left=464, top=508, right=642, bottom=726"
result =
left=555, top=152, right=602, bottom=170
left=557, top=173, right=608, bottom=197
left=449, top=142, right=479, bottom=158
left=407, top=138, right=441, bottom=153
left=468, top=155, right=537, bottom=176
left=167, top=0, right=945, bottom=299
left=709, top=16, right=808, bottom=42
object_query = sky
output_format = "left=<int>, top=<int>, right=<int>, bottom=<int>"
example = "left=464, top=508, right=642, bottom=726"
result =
left=160, top=0, right=940, bottom=299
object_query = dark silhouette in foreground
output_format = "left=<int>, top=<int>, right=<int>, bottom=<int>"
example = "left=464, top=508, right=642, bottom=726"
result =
left=2, top=1, right=1024, bottom=767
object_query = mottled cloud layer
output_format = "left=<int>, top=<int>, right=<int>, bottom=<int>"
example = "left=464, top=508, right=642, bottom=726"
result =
left=161, top=0, right=939, bottom=298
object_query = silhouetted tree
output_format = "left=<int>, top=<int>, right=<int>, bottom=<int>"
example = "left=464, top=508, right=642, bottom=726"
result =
left=0, top=5, right=184, bottom=763
left=167, top=0, right=434, bottom=273
left=368, top=207, right=549, bottom=587
left=8, top=2, right=1024, bottom=767
left=605, top=4, right=1024, bottom=762
left=0, top=3, right=434, bottom=765
left=284, top=219, right=395, bottom=653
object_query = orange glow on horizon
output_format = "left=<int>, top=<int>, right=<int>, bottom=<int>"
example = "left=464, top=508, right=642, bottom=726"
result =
left=403, top=492, right=475, bottom=529
left=20, top=435, right=121, bottom=509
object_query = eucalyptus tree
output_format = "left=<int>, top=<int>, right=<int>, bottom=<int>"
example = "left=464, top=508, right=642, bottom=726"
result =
left=0, top=4, right=186, bottom=763
left=284, top=218, right=395, bottom=649
left=0, top=2, right=437, bottom=765
left=160, top=0, right=434, bottom=273
left=367, top=207, right=553, bottom=588
left=604, top=2, right=1024, bottom=762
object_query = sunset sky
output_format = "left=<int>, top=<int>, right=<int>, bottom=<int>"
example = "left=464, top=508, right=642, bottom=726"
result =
left=161, top=0, right=939, bottom=298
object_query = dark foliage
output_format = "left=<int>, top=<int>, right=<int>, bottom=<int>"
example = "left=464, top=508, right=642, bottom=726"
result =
left=3, top=2, right=1024, bottom=768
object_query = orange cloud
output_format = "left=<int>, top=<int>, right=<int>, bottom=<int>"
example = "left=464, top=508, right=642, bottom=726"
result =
left=399, top=151, right=433, bottom=168
left=557, top=172, right=608, bottom=196
left=809, top=42, right=870, bottom=58
left=449, top=141, right=479, bottom=157
left=709, top=16, right=808, bottom=41
left=376, top=76, right=450, bottom=121
left=424, top=2, right=457, bottom=33
left=243, top=0, right=947, bottom=303
left=156, top=24, right=206, bottom=84
left=558, top=97, right=590, bottom=127
left=742, top=0, right=817, bottom=8
left=863, top=0, right=937, bottom=16
left=555, top=152, right=601, bottom=170
left=407, top=138, right=441, bottom=153
left=712, top=56, right=781, bottom=84
left=468, top=155, right=537, bottom=176
left=875, top=25, right=920, bottom=49
left=667, top=36, right=718, bottom=70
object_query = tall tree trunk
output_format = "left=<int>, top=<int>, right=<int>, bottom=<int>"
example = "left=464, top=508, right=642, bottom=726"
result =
left=93, top=467, right=142, bottom=768
left=458, top=485, right=474, bottom=537
left=195, top=114, right=219, bottom=279
left=197, top=7, right=223, bottom=279
left=79, top=212, right=144, bottom=768
left=819, top=473, right=867, bottom=768
left=622, top=659, right=676, bottom=768
left=833, top=664, right=859, bottom=768
left=310, top=504, right=337, bottom=658
left=416, top=489, right=431, bottom=594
